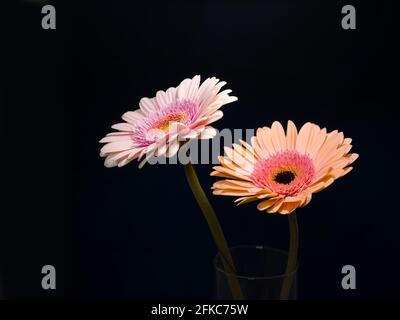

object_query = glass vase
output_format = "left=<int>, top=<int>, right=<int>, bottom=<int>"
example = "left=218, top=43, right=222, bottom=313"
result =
left=214, top=245, right=298, bottom=300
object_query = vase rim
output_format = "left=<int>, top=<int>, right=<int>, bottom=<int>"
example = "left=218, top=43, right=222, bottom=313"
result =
left=213, top=245, right=299, bottom=280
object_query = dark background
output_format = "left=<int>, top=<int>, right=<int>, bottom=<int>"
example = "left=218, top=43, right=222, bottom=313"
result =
left=2, top=0, right=399, bottom=299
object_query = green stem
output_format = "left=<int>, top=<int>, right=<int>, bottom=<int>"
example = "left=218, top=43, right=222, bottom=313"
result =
left=184, top=162, right=244, bottom=300
left=280, top=211, right=298, bottom=300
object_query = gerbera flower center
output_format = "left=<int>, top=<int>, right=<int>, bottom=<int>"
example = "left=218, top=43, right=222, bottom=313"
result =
left=273, top=170, right=296, bottom=185
left=153, top=112, right=186, bottom=131
left=131, top=99, right=200, bottom=147
left=251, top=150, right=316, bottom=196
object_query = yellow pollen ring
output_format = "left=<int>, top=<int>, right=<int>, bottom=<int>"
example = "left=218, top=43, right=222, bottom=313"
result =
left=154, top=112, right=186, bottom=131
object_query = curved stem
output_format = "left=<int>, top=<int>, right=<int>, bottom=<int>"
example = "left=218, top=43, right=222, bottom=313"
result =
left=280, top=211, right=298, bottom=300
left=184, top=162, right=244, bottom=300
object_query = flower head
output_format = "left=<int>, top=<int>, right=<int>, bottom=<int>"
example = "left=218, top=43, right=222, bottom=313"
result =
left=100, top=75, right=237, bottom=168
left=211, top=121, right=358, bottom=214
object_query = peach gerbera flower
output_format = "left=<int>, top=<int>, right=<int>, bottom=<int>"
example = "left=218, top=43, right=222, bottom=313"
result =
left=211, top=121, right=358, bottom=214
left=100, top=75, right=237, bottom=168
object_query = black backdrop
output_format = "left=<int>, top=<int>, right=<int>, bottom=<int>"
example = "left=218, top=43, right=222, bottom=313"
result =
left=2, top=0, right=399, bottom=299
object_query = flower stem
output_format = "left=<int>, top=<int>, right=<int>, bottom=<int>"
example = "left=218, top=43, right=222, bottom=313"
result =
left=280, top=211, right=298, bottom=300
left=183, top=162, right=244, bottom=300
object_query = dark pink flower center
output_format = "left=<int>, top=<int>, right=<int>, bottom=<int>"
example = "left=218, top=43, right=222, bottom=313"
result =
left=251, top=150, right=316, bottom=196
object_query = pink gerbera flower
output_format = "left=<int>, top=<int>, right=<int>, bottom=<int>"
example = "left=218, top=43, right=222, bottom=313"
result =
left=211, top=121, right=358, bottom=214
left=100, top=75, right=237, bottom=168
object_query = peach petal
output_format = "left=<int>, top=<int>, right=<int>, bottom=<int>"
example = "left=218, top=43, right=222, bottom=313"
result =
left=232, top=143, right=256, bottom=164
left=286, top=120, right=298, bottom=150
left=300, top=193, right=312, bottom=207
left=349, top=153, right=359, bottom=164
left=239, top=139, right=259, bottom=160
left=330, top=166, right=353, bottom=179
left=267, top=198, right=285, bottom=213
left=257, top=198, right=280, bottom=211
left=317, top=144, right=353, bottom=169
left=279, top=201, right=301, bottom=214
left=304, top=124, right=320, bottom=155
left=224, top=147, right=254, bottom=172
left=296, top=122, right=312, bottom=154
left=213, top=190, right=259, bottom=197
left=211, top=170, right=246, bottom=180
left=312, top=131, right=341, bottom=164
left=251, top=136, right=269, bottom=159
left=343, top=137, right=352, bottom=145
left=271, top=121, right=287, bottom=153
left=214, top=179, right=262, bottom=190
left=235, top=195, right=261, bottom=206
left=258, top=127, right=276, bottom=156
left=211, top=166, right=252, bottom=181
left=307, top=128, right=327, bottom=159
left=219, top=156, right=252, bottom=177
